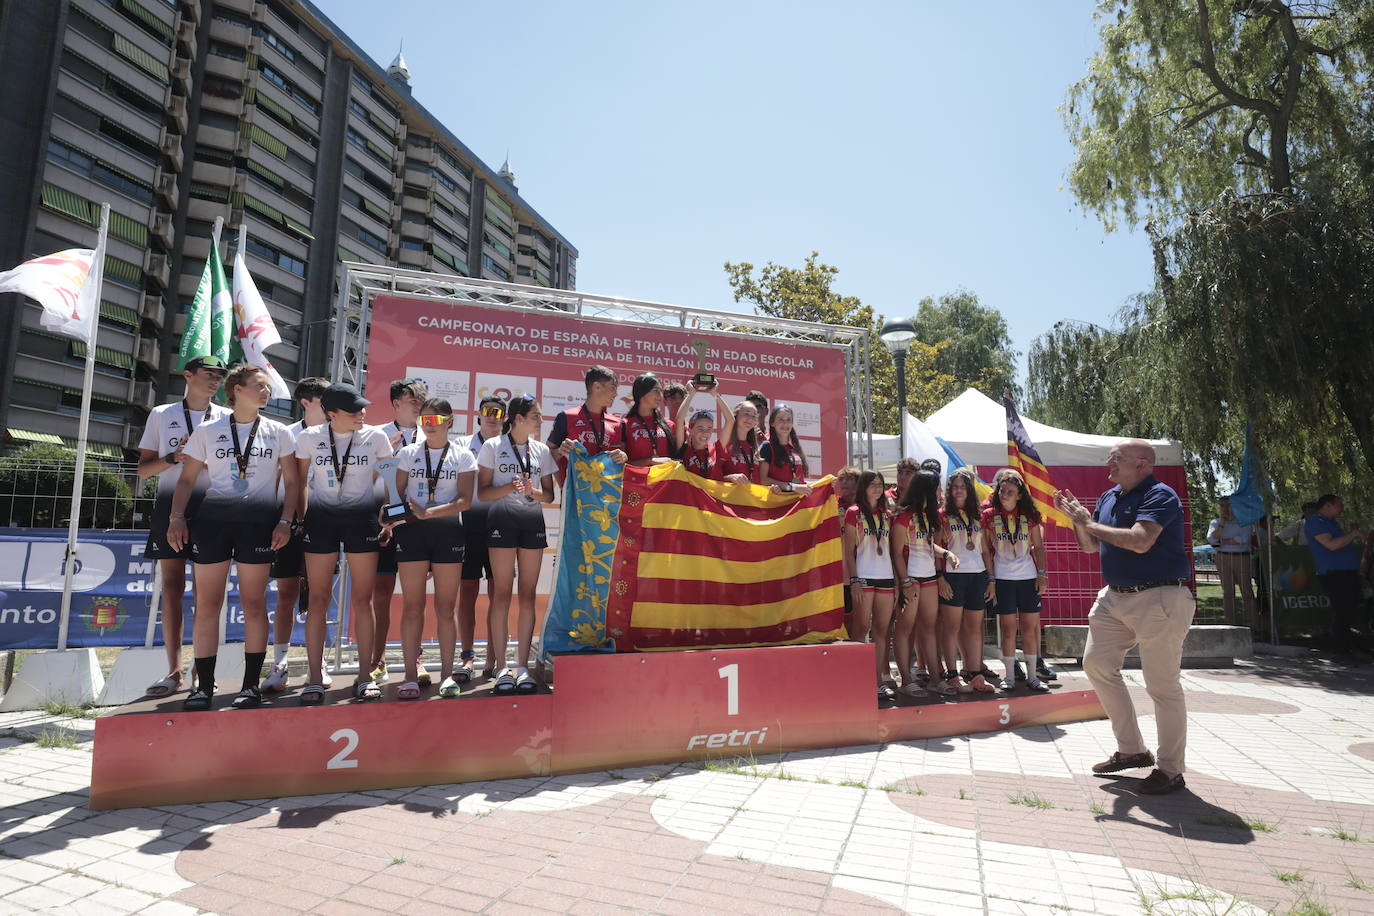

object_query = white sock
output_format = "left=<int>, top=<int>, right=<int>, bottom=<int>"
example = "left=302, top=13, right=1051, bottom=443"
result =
left=273, top=644, right=289, bottom=667
left=1003, top=656, right=1017, bottom=682
left=1026, top=654, right=1039, bottom=676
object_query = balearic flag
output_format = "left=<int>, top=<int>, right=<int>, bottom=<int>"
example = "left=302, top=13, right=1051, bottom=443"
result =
left=0, top=242, right=104, bottom=343
left=177, top=219, right=232, bottom=369
left=1003, top=394, right=1072, bottom=527
left=607, top=463, right=846, bottom=650
left=231, top=227, right=290, bottom=398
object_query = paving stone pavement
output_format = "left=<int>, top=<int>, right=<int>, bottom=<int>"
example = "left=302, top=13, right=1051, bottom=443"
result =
left=1, top=657, right=1373, bottom=914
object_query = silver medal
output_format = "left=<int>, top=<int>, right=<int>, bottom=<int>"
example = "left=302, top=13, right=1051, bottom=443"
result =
left=233, top=476, right=249, bottom=493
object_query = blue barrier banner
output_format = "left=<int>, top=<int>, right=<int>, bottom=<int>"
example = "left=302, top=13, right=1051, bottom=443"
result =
left=0, top=528, right=335, bottom=650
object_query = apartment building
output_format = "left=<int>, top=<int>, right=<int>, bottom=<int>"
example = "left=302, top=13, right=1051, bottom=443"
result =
left=0, top=0, right=577, bottom=458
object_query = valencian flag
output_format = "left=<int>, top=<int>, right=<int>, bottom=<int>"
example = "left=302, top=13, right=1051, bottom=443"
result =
left=541, top=445, right=622, bottom=656
left=1003, top=394, right=1072, bottom=527
left=607, top=462, right=846, bottom=651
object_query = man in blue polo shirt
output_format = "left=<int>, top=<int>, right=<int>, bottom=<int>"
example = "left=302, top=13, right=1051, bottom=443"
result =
left=1054, top=439, right=1195, bottom=795
left=1305, top=494, right=1363, bottom=649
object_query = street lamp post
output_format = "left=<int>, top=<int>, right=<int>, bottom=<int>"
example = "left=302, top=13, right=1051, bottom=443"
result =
left=879, top=318, right=917, bottom=464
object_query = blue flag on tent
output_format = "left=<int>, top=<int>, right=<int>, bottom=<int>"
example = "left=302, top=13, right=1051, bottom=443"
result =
left=1228, top=422, right=1271, bottom=526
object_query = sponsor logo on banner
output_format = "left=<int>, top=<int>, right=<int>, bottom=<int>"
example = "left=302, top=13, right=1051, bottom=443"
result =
left=85, top=595, right=127, bottom=631
left=686, top=727, right=770, bottom=750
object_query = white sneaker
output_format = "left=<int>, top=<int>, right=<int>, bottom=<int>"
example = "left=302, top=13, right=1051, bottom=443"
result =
left=321, top=663, right=333, bottom=689
left=261, top=661, right=290, bottom=693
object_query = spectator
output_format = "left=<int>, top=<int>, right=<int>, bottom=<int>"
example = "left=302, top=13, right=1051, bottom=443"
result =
left=1207, top=497, right=1258, bottom=629
left=1277, top=502, right=1317, bottom=546
left=662, top=381, right=690, bottom=419
left=1305, top=494, right=1364, bottom=651
left=887, top=457, right=918, bottom=504
left=744, top=390, right=769, bottom=418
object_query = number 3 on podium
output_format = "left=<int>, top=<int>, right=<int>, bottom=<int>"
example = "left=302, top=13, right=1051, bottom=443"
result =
left=718, top=664, right=739, bottom=716
left=327, top=728, right=360, bottom=770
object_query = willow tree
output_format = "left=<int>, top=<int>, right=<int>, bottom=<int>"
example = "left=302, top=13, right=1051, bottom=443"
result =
left=1055, top=0, right=1374, bottom=507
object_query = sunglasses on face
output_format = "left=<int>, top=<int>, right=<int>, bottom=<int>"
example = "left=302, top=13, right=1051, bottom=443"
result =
left=479, top=405, right=505, bottom=418
left=417, top=414, right=451, bottom=429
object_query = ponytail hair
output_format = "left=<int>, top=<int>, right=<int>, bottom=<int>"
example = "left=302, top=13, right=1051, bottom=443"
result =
left=900, top=469, right=942, bottom=535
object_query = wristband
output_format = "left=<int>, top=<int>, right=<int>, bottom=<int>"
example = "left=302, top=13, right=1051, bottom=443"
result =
left=853, top=578, right=869, bottom=587
left=901, top=578, right=913, bottom=586
left=170, top=512, right=186, bottom=520
left=277, top=518, right=292, bottom=526
left=164, top=452, right=179, bottom=464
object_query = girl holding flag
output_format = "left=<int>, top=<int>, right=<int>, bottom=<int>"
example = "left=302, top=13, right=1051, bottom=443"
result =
left=713, top=396, right=762, bottom=485
left=761, top=405, right=812, bottom=496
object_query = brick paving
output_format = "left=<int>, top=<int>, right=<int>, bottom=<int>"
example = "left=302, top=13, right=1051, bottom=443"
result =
left=0, top=656, right=1371, bottom=913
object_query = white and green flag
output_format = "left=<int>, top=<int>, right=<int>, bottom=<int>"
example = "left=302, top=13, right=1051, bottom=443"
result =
left=231, top=225, right=290, bottom=398
left=177, top=217, right=232, bottom=369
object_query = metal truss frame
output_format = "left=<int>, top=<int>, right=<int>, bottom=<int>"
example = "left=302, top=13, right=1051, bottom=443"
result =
left=331, top=263, right=875, bottom=467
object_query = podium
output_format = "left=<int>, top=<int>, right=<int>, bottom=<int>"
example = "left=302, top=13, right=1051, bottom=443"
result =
left=90, top=643, right=1103, bottom=809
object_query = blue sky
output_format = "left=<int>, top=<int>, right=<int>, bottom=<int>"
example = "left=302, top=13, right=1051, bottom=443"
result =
left=326, top=0, right=1151, bottom=376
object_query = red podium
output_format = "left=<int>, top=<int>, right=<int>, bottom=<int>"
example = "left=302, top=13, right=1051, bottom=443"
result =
left=90, top=643, right=1104, bottom=809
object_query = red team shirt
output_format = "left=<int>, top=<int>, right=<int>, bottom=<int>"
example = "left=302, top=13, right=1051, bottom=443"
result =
left=680, top=445, right=722, bottom=480
left=759, top=439, right=804, bottom=483
left=622, top=413, right=674, bottom=462
left=713, top=438, right=761, bottom=484
left=548, top=405, right=624, bottom=481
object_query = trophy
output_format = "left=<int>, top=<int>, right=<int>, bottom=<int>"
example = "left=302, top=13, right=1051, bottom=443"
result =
left=690, top=339, right=716, bottom=390
left=374, top=457, right=409, bottom=522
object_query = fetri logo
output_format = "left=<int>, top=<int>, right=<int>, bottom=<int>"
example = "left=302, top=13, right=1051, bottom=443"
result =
left=687, top=726, right=769, bottom=750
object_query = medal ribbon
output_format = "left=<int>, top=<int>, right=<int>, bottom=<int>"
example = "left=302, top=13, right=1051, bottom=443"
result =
left=328, top=426, right=354, bottom=486
left=230, top=417, right=261, bottom=484
left=423, top=442, right=450, bottom=505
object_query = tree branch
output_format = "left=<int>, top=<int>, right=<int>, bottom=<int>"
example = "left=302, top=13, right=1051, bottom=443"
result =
left=1192, top=0, right=1277, bottom=117
left=1177, top=101, right=1232, bottom=129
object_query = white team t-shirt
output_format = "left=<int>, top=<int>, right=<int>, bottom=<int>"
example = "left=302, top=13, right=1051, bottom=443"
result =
left=295, top=423, right=393, bottom=511
left=182, top=414, right=294, bottom=513
left=477, top=435, right=558, bottom=507
left=396, top=439, right=478, bottom=507
left=943, top=510, right=988, bottom=574
left=897, top=511, right=939, bottom=578
left=137, top=400, right=232, bottom=495
left=988, top=511, right=1039, bottom=580
left=845, top=505, right=892, bottom=580
left=381, top=420, right=420, bottom=452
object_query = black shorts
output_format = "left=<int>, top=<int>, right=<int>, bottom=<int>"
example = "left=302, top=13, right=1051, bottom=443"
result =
left=302, top=507, right=380, bottom=555
left=994, top=578, right=1042, bottom=615
left=144, top=493, right=203, bottom=561
left=461, top=510, right=492, bottom=580
left=270, top=524, right=305, bottom=578
left=487, top=500, right=547, bottom=550
left=944, top=570, right=989, bottom=611
left=190, top=510, right=277, bottom=565
left=395, top=518, right=466, bottom=565
left=376, top=543, right=399, bottom=576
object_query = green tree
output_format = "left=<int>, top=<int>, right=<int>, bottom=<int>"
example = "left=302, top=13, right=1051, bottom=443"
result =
left=910, top=290, right=1020, bottom=400
left=0, top=444, right=133, bottom=528
left=1056, top=0, right=1374, bottom=523
left=724, top=252, right=958, bottom=436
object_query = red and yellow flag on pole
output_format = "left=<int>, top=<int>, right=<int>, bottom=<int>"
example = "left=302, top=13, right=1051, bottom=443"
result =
left=607, top=463, right=846, bottom=651
left=1004, top=395, right=1073, bottom=527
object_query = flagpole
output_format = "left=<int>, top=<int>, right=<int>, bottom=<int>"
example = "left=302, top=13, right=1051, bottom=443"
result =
left=57, top=202, right=109, bottom=651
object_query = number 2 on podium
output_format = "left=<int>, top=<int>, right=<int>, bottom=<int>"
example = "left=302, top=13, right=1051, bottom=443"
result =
left=718, top=663, right=739, bottom=716
left=327, top=728, right=360, bottom=770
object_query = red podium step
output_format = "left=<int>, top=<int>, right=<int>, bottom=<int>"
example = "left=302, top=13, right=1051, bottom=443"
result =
left=90, top=644, right=1104, bottom=810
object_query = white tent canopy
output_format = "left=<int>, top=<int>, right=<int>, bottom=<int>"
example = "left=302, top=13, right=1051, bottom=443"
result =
left=923, top=388, right=1183, bottom=467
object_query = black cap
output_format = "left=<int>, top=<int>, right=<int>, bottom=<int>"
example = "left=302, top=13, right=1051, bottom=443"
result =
left=184, top=354, right=227, bottom=373
left=321, top=383, right=370, bottom=413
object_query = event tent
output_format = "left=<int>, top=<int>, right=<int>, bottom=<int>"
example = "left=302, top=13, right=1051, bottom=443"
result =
left=924, top=388, right=1183, bottom=467
left=915, top=388, right=1191, bottom=624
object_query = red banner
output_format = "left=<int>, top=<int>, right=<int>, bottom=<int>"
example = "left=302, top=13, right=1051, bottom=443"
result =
left=363, top=296, right=851, bottom=476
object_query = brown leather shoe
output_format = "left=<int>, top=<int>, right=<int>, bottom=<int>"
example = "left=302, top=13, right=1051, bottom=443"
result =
left=1137, top=769, right=1186, bottom=795
left=1092, top=751, right=1155, bottom=774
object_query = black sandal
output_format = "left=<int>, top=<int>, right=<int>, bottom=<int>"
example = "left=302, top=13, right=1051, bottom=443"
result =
left=231, top=687, right=262, bottom=709
left=183, top=688, right=211, bottom=712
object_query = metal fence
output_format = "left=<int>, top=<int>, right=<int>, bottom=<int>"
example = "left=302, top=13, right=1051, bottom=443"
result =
left=0, top=456, right=155, bottom=530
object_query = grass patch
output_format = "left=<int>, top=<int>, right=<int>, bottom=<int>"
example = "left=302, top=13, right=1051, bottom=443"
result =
left=33, top=727, right=81, bottom=750
left=772, top=770, right=803, bottom=782
left=1275, top=872, right=1304, bottom=884
left=814, top=777, right=832, bottom=785
left=958, top=788, right=973, bottom=801
left=1090, top=803, right=1107, bottom=815
left=1008, top=792, right=1053, bottom=810
left=389, top=856, right=405, bottom=866
left=838, top=779, right=868, bottom=790
left=1282, top=897, right=1333, bottom=916
left=43, top=700, right=95, bottom=718
left=1346, top=874, right=1374, bottom=892
left=1327, top=828, right=1360, bottom=842
left=700, top=758, right=756, bottom=777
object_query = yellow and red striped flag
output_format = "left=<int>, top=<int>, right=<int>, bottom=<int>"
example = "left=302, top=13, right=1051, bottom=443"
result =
left=1004, top=395, right=1072, bottom=527
left=607, top=463, right=846, bottom=651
